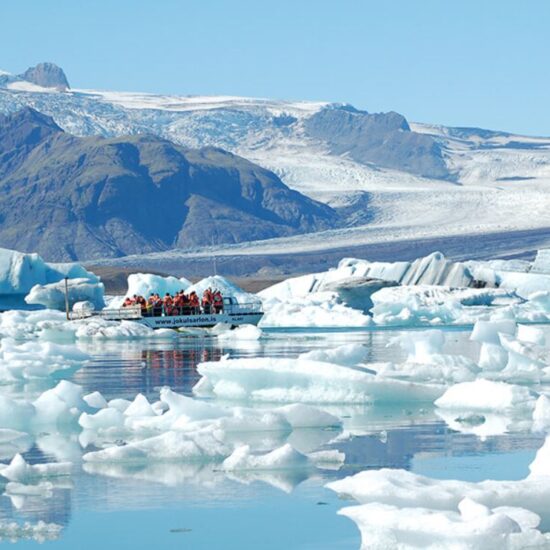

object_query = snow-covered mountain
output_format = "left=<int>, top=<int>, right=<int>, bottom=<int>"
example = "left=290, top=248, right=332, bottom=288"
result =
left=1, top=63, right=550, bottom=270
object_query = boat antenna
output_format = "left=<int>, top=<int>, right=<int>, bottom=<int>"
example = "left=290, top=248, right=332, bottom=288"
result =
left=64, top=277, right=70, bottom=320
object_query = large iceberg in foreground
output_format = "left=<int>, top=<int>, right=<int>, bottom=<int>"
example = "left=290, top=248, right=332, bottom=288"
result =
left=194, top=355, right=445, bottom=404
left=327, top=436, right=550, bottom=547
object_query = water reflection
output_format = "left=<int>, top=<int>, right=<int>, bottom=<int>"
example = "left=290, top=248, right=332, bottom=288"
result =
left=0, top=327, right=546, bottom=548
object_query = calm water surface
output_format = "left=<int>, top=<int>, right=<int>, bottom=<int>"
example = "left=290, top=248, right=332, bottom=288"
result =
left=2, top=327, right=546, bottom=549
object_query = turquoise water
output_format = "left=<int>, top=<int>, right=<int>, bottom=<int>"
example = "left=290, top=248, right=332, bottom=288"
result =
left=1, top=327, right=546, bottom=549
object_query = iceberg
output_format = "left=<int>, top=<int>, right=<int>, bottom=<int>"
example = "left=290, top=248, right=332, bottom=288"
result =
left=0, top=247, right=100, bottom=309
left=186, top=275, right=259, bottom=306
left=25, top=277, right=105, bottom=311
left=0, top=337, right=89, bottom=383
left=337, top=498, right=549, bottom=549
left=434, top=379, right=537, bottom=413
left=194, top=356, right=445, bottom=404
left=327, top=436, right=550, bottom=529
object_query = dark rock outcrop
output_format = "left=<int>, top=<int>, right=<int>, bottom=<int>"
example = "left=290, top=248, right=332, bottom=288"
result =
left=0, top=108, right=337, bottom=261
left=19, top=62, right=70, bottom=90
left=304, top=106, right=449, bottom=179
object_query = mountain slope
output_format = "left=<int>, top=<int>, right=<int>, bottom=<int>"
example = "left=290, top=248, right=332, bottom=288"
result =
left=1, top=63, right=550, bottom=267
left=0, top=108, right=336, bottom=261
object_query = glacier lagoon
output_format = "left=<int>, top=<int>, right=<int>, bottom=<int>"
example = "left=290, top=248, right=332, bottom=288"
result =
left=1, top=326, right=549, bottom=549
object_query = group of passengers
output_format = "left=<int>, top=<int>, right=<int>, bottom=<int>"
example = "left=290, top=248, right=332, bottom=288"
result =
left=122, top=288, right=224, bottom=316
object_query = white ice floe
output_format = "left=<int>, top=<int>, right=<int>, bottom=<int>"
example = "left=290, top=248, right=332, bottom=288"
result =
left=25, top=277, right=105, bottom=311
left=327, top=436, right=550, bottom=527
left=0, top=308, right=178, bottom=341
left=78, top=386, right=343, bottom=468
left=371, top=285, right=521, bottom=326
left=0, top=453, right=71, bottom=482
left=299, top=343, right=370, bottom=367
left=194, top=356, right=444, bottom=404
left=259, top=290, right=372, bottom=327
left=0, top=338, right=89, bottom=383
left=533, top=395, right=550, bottom=433
left=0, top=380, right=91, bottom=432
left=435, top=379, right=537, bottom=413
left=216, top=324, right=263, bottom=342
left=337, top=498, right=550, bottom=549
left=221, top=443, right=343, bottom=471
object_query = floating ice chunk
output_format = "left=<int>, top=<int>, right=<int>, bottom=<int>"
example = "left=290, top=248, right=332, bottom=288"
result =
left=435, top=379, right=537, bottom=413
left=529, top=436, right=550, bottom=478
left=0, top=395, right=35, bottom=431
left=25, top=278, right=105, bottom=311
left=274, top=404, right=341, bottom=429
left=337, top=499, right=548, bottom=550
left=300, top=344, right=369, bottom=367
left=124, top=394, right=156, bottom=418
left=78, top=408, right=125, bottom=431
left=376, top=354, right=479, bottom=385
left=82, top=429, right=229, bottom=464
left=0, top=454, right=71, bottom=482
left=435, top=409, right=531, bottom=438
left=371, top=286, right=518, bottom=326
left=217, top=324, right=262, bottom=341
left=32, top=380, right=88, bottom=427
left=83, top=391, right=108, bottom=410
left=195, top=357, right=445, bottom=404
left=260, top=291, right=372, bottom=328
left=533, top=395, right=550, bottom=433
left=0, top=338, right=89, bottom=382
left=221, top=443, right=343, bottom=472
left=221, top=443, right=310, bottom=471
left=328, top=438, right=550, bottom=526
left=107, top=398, right=132, bottom=412
left=478, top=343, right=509, bottom=371
left=391, top=330, right=445, bottom=361
left=518, top=325, right=546, bottom=346
left=470, top=320, right=516, bottom=345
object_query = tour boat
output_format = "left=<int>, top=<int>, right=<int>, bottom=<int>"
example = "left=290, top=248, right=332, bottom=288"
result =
left=69, top=296, right=264, bottom=329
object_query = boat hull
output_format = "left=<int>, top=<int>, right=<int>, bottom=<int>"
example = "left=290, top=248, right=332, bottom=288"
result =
left=137, top=311, right=263, bottom=329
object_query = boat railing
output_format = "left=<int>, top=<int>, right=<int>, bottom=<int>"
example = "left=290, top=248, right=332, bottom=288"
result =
left=69, top=300, right=263, bottom=321
left=224, top=301, right=263, bottom=315
left=69, top=305, right=142, bottom=321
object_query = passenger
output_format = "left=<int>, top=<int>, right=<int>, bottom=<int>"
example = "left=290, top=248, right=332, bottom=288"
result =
left=202, top=288, right=213, bottom=314
left=163, top=293, right=174, bottom=316
left=189, top=291, right=200, bottom=314
left=181, top=292, right=191, bottom=315
left=173, top=291, right=185, bottom=316
left=213, top=290, right=223, bottom=313
left=122, top=297, right=134, bottom=307
left=136, top=295, right=148, bottom=315
left=153, top=293, right=163, bottom=317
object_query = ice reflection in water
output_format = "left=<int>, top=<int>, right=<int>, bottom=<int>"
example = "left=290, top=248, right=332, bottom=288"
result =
left=0, top=327, right=547, bottom=549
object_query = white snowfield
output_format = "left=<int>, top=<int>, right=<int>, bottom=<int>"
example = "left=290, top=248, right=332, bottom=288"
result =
left=327, top=437, right=550, bottom=549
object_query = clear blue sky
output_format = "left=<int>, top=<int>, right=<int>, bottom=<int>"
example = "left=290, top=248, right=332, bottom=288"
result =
left=1, top=0, right=548, bottom=135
